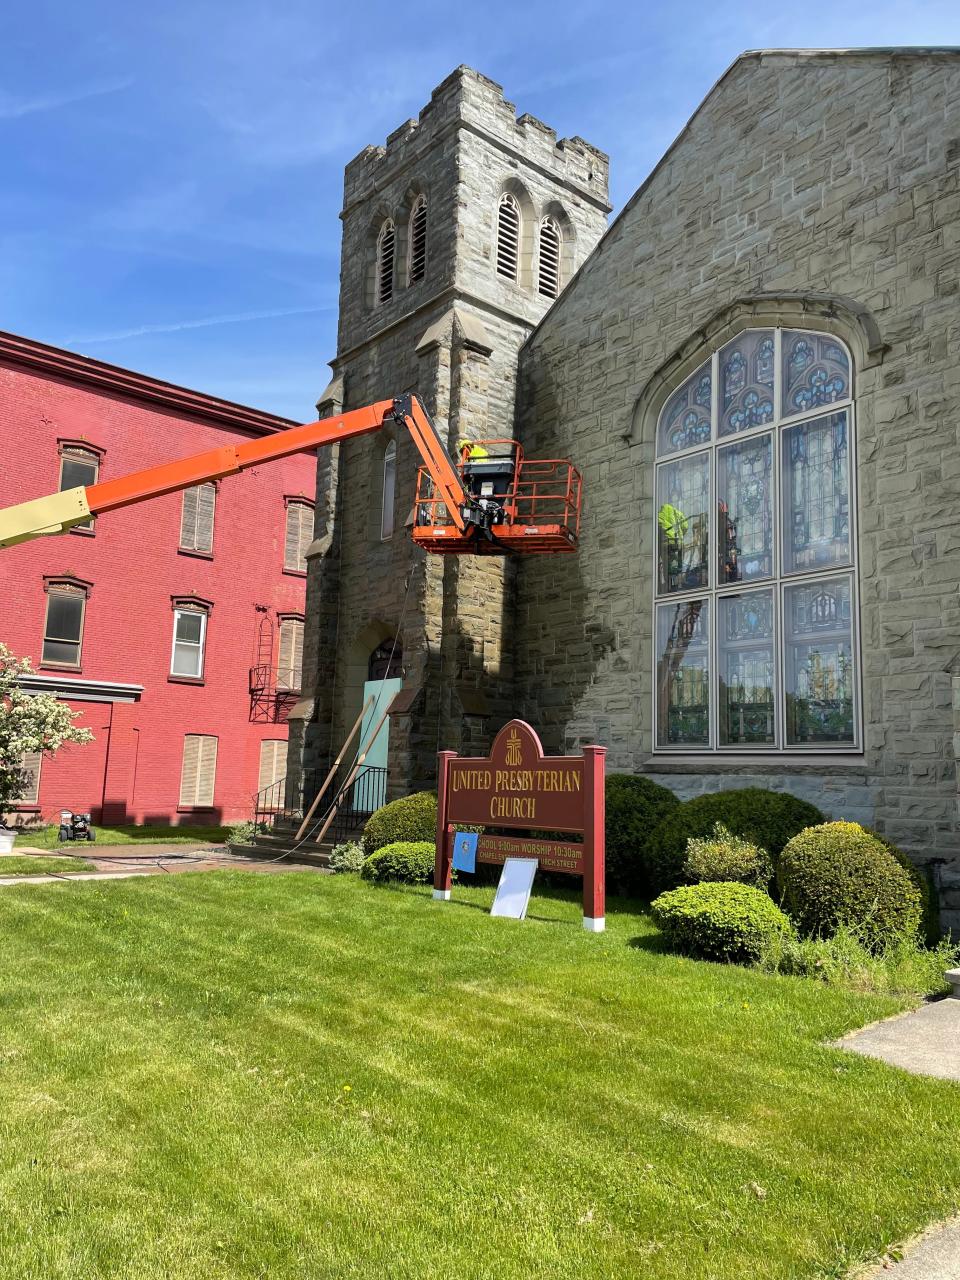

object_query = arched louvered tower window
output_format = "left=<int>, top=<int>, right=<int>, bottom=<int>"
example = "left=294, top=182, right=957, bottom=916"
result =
left=408, top=196, right=427, bottom=284
left=538, top=216, right=562, bottom=298
left=376, top=219, right=395, bottom=305
left=496, top=193, right=521, bottom=281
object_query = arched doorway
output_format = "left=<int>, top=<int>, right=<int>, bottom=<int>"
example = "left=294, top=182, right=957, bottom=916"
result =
left=355, top=639, right=403, bottom=809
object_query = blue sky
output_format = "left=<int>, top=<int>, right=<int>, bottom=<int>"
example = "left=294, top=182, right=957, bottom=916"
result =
left=2, top=2, right=957, bottom=420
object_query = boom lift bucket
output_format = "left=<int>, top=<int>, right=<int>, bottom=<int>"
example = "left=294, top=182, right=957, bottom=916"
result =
left=412, top=440, right=582, bottom=555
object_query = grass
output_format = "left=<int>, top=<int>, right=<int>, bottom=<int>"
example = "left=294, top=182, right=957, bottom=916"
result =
left=0, top=855, right=96, bottom=876
left=0, top=875, right=957, bottom=1279
left=19, top=823, right=230, bottom=850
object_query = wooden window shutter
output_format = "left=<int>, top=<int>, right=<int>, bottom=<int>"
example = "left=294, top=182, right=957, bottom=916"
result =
left=277, top=619, right=304, bottom=690
left=284, top=502, right=312, bottom=572
left=180, top=486, right=198, bottom=548
left=377, top=220, right=395, bottom=304
left=180, top=484, right=216, bottom=552
left=409, top=197, right=427, bottom=283
left=179, top=735, right=217, bottom=807
left=258, top=740, right=286, bottom=792
left=497, top=194, right=521, bottom=281
left=18, top=753, right=42, bottom=805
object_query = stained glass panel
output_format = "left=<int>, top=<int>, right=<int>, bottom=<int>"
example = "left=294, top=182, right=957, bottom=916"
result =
left=656, top=599, right=710, bottom=747
left=657, top=360, right=712, bottom=455
left=782, top=410, right=851, bottom=574
left=718, top=590, right=775, bottom=746
left=782, top=332, right=850, bottom=418
left=717, top=433, right=773, bottom=584
left=718, top=330, right=775, bottom=437
left=657, top=452, right=710, bottom=594
left=784, top=575, right=855, bottom=746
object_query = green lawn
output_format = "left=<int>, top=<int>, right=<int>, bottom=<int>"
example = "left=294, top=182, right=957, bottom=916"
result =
left=0, top=874, right=957, bottom=1279
left=21, top=823, right=230, bottom=849
left=0, top=855, right=96, bottom=876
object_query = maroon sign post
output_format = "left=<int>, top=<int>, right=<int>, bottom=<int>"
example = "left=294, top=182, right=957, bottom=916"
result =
left=434, top=719, right=606, bottom=931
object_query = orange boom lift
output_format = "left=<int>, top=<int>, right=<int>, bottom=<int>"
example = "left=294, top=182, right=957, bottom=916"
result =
left=0, top=395, right=581, bottom=555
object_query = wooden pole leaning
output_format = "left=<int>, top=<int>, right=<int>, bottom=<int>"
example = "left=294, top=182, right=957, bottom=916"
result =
left=294, top=696, right=374, bottom=843
left=309, top=704, right=393, bottom=847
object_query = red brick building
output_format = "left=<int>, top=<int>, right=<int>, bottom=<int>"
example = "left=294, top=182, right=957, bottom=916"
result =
left=0, top=331, right=316, bottom=827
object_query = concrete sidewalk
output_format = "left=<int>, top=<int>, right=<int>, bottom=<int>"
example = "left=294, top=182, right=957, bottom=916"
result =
left=857, top=1218, right=960, bottom=1279
left=0, top=845, right=326, bottom=885
left=832, top=998, right=960, bottom=1082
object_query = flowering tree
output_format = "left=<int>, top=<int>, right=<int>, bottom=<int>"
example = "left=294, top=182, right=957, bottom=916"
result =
left=0, top=643, right=93, bottom=817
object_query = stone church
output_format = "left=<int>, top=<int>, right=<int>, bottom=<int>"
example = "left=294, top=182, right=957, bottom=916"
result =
left=287, top=50, right=960, bottom=927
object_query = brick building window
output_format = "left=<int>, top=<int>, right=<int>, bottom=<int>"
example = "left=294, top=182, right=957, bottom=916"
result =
left=258, top=740, right=287, bottom=792
left=42, top=578, right=89, bottom=668
left=276, top=617, right=304, bottom=691
left=538, top=216, right=562, bottom=298
left=408, top=196, right=427, bottom=284
left=16, top=752, right=42, bottom=806
left=380, top=440, right=396, bottom=540
left=284, top=499, right=313, bottom=574
left=180, top=483, right=216, bottom=554
left=59, top=443, right=101, bottom=532
left=179, top=734, right=217, bottom=808
left=376, top=219, right=396, bottom=304
left=170, top=602, right=208, bottom=679
left=496, top=193, right=521, bottom=281
left=654, top=328, right=859, bottom=752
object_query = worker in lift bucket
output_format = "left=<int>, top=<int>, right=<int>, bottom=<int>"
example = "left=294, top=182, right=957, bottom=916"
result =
left=458, top=438, right=514, bottom=524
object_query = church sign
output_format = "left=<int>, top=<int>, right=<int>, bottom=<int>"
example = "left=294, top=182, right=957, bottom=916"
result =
left=434, top=719, right=606, bottom=931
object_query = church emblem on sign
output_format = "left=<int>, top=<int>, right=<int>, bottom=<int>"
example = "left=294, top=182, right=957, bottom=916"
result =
left=505, top=728, right=523, bottom=767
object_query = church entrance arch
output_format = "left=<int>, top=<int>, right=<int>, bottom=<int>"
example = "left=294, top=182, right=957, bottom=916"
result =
left=355, top=638, right=402, bottom=811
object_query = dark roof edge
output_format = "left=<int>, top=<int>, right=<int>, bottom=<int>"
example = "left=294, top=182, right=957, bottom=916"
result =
left=522, top=45, right=960, bottom=351
left=0, top=329, right=301, bottom=436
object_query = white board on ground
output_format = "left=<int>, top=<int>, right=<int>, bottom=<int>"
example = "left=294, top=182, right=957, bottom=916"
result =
left=490, top=858, right=538, bottom=921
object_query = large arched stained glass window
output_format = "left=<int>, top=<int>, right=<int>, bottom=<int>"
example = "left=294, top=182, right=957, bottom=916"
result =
left=654, top=328, right=859, bottom=752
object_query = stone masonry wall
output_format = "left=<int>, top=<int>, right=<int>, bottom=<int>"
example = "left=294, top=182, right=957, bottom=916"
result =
left=513, top=50, right=960, bottom=930
left=292, top=67, right=609, bottom=801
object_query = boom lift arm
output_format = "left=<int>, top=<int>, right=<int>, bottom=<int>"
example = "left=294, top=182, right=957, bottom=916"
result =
left=0, top=394, right=582, bottom=555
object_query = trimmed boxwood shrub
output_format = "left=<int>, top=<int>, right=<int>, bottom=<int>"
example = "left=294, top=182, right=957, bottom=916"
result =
left=360, top=840, right=436, bottom=884
left=645, top=787, right=824, bottom=895
left=604, top=773, right=680, bottom=895
left=362, top=792, right=437, bottom=855
left=651, top=881, right=794, bottom=964
left=683, top=823, right=773, bottom=890
left=864, top=827, right=940, bottom=945
left=777, top=821, right=923, bottom=949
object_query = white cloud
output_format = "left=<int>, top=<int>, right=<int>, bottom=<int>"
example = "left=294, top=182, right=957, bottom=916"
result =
left=66, top=304, right=334, bottom=345
left=0, top=76, right=133, bottom=121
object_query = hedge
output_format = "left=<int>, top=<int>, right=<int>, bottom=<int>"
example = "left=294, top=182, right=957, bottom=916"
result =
left=651, top=881, right=794, bottom=964
left=645, top=787, right=824, bottom=895
left=777, top=821, right=923, bottom=950
left=360, top=841, right=436, bottom=884
left=604, top=773, right=680, bottom=895
left=362, top=792, right=437, bottom=855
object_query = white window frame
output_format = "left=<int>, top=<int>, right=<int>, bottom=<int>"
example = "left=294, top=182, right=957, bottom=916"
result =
left=170, top=606, right=208, bottom=680
left=42, top=585, right=87, bottom=669
left=652, top=327, right=862, bottom=755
